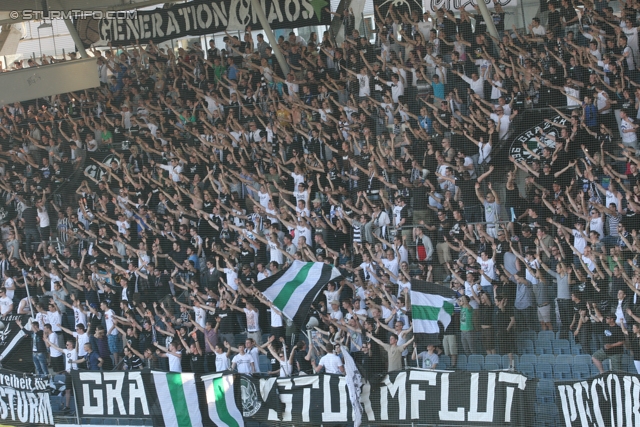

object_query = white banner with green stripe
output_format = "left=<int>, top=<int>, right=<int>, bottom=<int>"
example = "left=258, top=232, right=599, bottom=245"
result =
left=410, top=291, right=455, bottom=334
left=153, top=371, right=203, bottom=427
left=202, top=373, right=244, bottom=427
left=257, top=261, right=342, bottom=325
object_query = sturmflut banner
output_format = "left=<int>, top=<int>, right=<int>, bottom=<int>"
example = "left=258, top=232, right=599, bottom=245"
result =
left=72, top=369, right=533, bottom=425
left=362, top=370, right=533, bottom=425
left=556, top=372, right=640, bottom=427
left=0, top=369, right=53, bottom=425
left=74, top=0, right=331, bottom=47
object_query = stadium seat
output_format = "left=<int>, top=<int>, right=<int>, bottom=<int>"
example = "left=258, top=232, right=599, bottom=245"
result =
left=603, top=359, right=612, bottom=372
left=553, top=363, right=573, bottom=380
left=535, top=362, right=553, bottom=379
left=572, top=364, right=591, bottom=380
left=552, top=339, right=571, bottom=355
left=484, top=363, right=500, bottom=371
left=621, top=354, right=634, bottom=373
left=590, top=365, right=602, bottom=377
left=574, top=355, right=592, bottom=366
left=519, top=362, right=535, bottom=378
left=537, top=404, right=559, bottom=426
left=485, top=354, right=502, bottom=368
left=519, top=330, right=537, bottom=342
left=503, top=354, right=518, bottom=370
left=439, top=355, right=451, bottom=370
left=259, top=355, right=271, bottom=372
left=466, top=363, right=482, bottom=371
left=457, top=355, right=467, bottom=371
left=538, top=354, right=556, bottom=365
left=555, top=355, right=574, bottom=365
left=570, top=341, right=583, bottom=355
left=536, top=379, right=556, bottom=404
left=468, top=354, right=484, bottom=369
left=536, top=339, right=553, bottom=355
left=539, top=330, right=555, bottom=342
left=519, top=339, right=535, bottom=354
left=520, top=354, right=537, bottom=366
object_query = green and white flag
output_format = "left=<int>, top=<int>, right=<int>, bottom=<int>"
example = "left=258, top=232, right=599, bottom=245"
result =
left=202, top=373, right=244, bottom=427
left=153, top=371, right=203, bottom=427
left=411, top=289, right=456, bottom=334
left=256, top=260, right=342, bottom=326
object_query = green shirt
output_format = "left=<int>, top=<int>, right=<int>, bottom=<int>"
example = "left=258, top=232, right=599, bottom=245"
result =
left=460, top=306, right=474, bottom=332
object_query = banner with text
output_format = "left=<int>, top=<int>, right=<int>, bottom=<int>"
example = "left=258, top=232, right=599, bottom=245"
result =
left=0, top=368, right=53, bottom=425
left=71, top=371, right=151, bottom=418
left=361, top=370, right=534, bottom=425
left=556, top=372, right=640, bottom=427
left=425, top=0, right=517, bottom=13
left=74, top=0, right=331, bottom=47
left=71, top=369, right=533, bottom=425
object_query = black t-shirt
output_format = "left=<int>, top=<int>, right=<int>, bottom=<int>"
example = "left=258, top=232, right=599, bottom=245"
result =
left=22, top=207, right=38, bottom=229
left=495, top=305, right=515, bottom=332
left=216, top=307, right=235, bottom=334
left=602, top=323, right=625, bottom=355
left=458, top=179, right=479, bottom=207
left=190, top=352, right=206, bottom=374
left=295, top=349, right=312, bottom=374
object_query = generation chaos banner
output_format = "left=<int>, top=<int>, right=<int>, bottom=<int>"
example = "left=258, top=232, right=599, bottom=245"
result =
left=74, top=0, right=331, bottom=47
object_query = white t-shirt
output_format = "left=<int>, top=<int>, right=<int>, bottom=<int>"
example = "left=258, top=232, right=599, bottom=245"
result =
left=74, top=332, right=90, bottom=357
left=233, top=352, right=254, bottom=374
left=382, top=257, right=399, bottom=283
left=477, top=257, right=496, bottom=287
left=63, top=348, right=79, bottom=373
left=0, top=296, right=12, bottom=315
left=215, top=352, right=230, bottom=371
left=168, top=350, right=182, bottom=372
left=244, top=308, right=260, bottom=332
left=572, top=229, right=587, bottom=254
left=268, top=240, right=283, bottom=265
left=38, top=208, right=50, bottom=228
left=590, top=216, right=604, bottom=240
left=104, top=309, right=118, bottom=335
left=318, top=353, right=343, bottom=374
left=223, top=268, right=238, bottom=290
left=246, top=346, right=261, bottom=373
left=270, top=306, right=284, bottom=328
left=193, top=306, right=206, bottom=328
left=621, top=117, right=638, bottom=145
left=356, top=74, right=371, bottom=97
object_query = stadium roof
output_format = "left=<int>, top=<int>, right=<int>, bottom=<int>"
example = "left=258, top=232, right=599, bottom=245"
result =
left=0, top=0, right=181, bottom=25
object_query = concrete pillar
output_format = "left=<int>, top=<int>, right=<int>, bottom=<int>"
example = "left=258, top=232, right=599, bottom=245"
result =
left=476, top=1, right=499, bottom=40
left=63, top=18, right=89, bottom=58
left=250, top=0, right=289, bottom=75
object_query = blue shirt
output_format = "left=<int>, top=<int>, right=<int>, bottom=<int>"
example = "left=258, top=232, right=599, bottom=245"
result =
left=432, top=82, right=445, bottom=100
left=228, top=64, right=238, bottom=80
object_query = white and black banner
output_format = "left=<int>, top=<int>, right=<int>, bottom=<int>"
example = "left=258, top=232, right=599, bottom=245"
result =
left=244, top=369, right=533, bottom=425
left=74, top=0, right=331, bottom=47
left=426, top=0, right=518, bottom=13
left=0, top=369, right=53, bottom=425
left=362, top=370, right=534, bottom=425
left=72, top=371, right=150, bottom=418
left=556, top=372, right=640, bottom=427
left=69, top=369, right=534, bottom=425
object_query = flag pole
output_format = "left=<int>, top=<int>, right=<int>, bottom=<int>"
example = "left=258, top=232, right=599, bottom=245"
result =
left=71, top=373, right=81, bottom=424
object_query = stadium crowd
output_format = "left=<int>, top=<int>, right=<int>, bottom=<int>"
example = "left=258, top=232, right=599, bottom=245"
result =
left=1, top=0, right=640, bottom=413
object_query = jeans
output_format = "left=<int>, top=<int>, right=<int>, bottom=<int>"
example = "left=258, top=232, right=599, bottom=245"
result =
left=32, top=352, right=48, bottom=376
